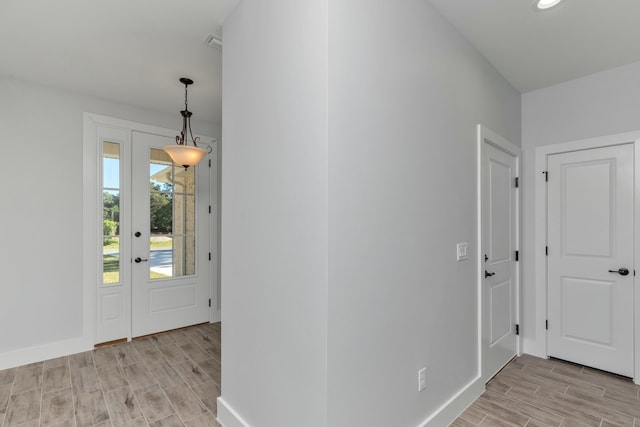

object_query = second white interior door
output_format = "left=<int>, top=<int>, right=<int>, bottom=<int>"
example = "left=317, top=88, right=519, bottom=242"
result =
left=482, top=138, right=519, bottom=381
left=547, top=144, right=634, bottom=377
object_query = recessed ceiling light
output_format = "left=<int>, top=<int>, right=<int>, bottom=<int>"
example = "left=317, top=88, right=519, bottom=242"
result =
left=536, top=0, right=563, bottom=10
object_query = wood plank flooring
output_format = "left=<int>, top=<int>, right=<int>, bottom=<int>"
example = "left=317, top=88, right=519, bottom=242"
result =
left=2, top=326, right=639, bottom=427
left=0, top=323, right=221, bottom=427
left=452, top=354, right=640, bottom=427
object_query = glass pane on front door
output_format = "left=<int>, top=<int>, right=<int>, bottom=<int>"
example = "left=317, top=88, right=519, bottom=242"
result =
left=149, top=149, right=196, bottom=280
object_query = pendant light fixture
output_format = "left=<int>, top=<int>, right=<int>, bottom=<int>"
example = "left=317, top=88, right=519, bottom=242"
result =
left=163, top=77, right=207, bottom=169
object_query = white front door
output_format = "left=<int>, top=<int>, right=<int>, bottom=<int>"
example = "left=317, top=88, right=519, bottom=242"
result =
left=547, top=144, right=634, bottom=377
left=481, top=138, right=519, bottom=381
left=94, top=119, right=214, bottom=344
left=130, top=131, right=211, bottom=337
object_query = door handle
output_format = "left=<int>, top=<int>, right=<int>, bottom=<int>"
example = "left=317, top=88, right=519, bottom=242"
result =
left=134, top=257, right=148, bottom=263
left=608, top=268, right=629, bottom=276
left=485, top=270, right=495, bottom=278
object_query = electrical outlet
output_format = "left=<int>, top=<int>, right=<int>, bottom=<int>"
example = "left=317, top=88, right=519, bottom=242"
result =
left=456, top=242, right=469, bottom=261
left=418, top=367, right=426, bottom=392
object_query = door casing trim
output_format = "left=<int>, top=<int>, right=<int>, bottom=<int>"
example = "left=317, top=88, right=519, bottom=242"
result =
left=477, top=124, right=522, bottom=383
left=532, top=131, right=640, bottom=384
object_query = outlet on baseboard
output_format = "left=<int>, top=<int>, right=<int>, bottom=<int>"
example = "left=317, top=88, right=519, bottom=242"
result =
left=418, top=367, right=426, bottom=392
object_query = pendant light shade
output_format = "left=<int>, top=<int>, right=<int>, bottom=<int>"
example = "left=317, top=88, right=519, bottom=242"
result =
left=163, top=77, right=207, bottom=169
left=163, top=144, right=207, bottom=166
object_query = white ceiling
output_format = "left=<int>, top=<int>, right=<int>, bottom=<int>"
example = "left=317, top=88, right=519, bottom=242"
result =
left=427, top=0, right=640, bottom=93
left=3, top=0, right=640, bottom=120
left=0, top=0, right=240, bottom=126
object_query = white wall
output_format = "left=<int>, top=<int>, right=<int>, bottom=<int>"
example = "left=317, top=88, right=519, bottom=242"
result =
left=327, top=1, right=519, bottom=426
left=521, top=60, right=640, bottom=356
left=219, top=0, right=328, bottom=426
left=0, top=75, right=219, bottom=365
left=220, top=0, right=519, bottom=426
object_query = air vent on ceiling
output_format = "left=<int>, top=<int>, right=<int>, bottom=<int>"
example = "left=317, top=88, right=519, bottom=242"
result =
left=204, top=33, right=223, bottom=48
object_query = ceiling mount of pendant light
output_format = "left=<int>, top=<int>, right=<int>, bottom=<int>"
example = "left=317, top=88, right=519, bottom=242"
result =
left=163, top=77, right=208, bottom=169
left=536, top=0, right=563, bottom=10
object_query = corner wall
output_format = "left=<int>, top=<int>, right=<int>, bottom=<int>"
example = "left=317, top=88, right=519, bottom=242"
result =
left=220, top=0, right=520, bottom=426
left=521, top=60, right=640, bottom=356
left=219, top=1, right=329, bottom=426
left=327, top=1, right=520, bottom=425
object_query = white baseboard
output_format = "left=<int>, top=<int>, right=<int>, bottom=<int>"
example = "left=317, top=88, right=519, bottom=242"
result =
left=0, top=336, right=92, bottom=370
left=217, top=378, right=484, bottom=427
left=417, top=376, right=485, bottom=427
left=217, top=397, right=251, bottom=427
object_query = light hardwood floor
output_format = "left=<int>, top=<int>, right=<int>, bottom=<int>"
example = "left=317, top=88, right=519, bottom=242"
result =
left=2, top=327, right=639, bottom=427
left=0, top=323, right=221, bottom=427
left=452, top=354, right=640, bottom=427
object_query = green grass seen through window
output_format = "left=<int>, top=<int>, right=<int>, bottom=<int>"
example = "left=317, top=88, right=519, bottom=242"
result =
left=103, top=254, right=168, bottom=284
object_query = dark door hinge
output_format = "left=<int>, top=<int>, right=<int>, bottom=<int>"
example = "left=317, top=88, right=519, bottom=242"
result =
left=543, top=171, right=548, bottom=182
left=208, top=252, right=211, bottom=261
left=515, top=250, right=519, bottom=261
left=484, top=254, right=488, bottom=262
left=515, top=324, right=520, bottom=335
left=545, top=246, right=549, bottom=256
left=208, top=299, right=211, bottom=307
left=209, top=158, right=212, bottom=167
left=545, top=320, right=549, bottom=330
left=515, top=177, right=519, bottom=188
left=209, top=205, right=212, bottom=214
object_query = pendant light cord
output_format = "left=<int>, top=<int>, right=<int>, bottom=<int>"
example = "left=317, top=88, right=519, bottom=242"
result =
left=177, top=80, right=200, bottom=147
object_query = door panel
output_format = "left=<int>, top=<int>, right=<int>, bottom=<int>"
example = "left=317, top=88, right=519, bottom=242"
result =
left=149, top=284, right=197, bottom=312
left=547, top=144, right=634, bottom=377
left=490, top=160, right=512, bottom=262
left=131, top=131, right=210, bottom=337
left=482, top=141, right=518, bottom=381
left=490, top=280, right=512, bottom=344
left=563, top=161, right=612, bottom=257
left=561, top=277, right=612, bottom=345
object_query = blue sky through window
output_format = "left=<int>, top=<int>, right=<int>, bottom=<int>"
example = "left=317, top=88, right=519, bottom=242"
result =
left=103, top=158, right=119, bottom=189
left=103, top=151, right=175, bottom=191
left=151, top=164, right=168, bottom=176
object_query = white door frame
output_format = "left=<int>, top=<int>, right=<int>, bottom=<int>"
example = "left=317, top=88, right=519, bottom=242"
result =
left=83, top=113, right=220, bottom=345
left=477, top=124, right=522, bottom=381
left=533, top=131, right=640, bottom=384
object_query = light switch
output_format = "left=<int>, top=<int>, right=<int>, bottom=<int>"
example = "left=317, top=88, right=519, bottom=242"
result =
left=457, top=242, right=469, bottom=261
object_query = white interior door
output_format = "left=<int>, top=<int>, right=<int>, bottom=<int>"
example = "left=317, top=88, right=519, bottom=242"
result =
left=482, top=140, right=519, bottom=381
left=131, top=131, right=211, bottom=337
left=547, top=144, right=634, bottom=377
